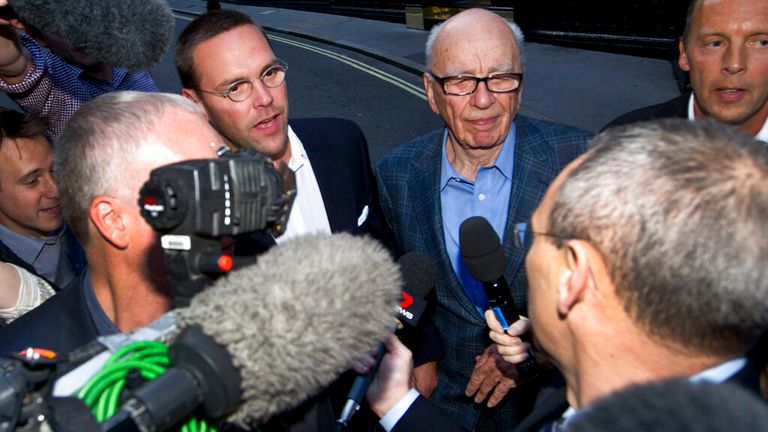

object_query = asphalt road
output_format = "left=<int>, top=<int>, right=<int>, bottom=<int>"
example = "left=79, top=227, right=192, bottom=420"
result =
left=0, top=14, right=443, bottom=163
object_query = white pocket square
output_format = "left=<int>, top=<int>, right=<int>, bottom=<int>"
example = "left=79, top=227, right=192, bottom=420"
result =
left=357, top=205, right=369, bottom=227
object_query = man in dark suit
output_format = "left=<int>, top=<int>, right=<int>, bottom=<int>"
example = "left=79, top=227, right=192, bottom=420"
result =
left=367, top=119, right=768, bottom=431
left=375, top=8, right=590, bottom=431
left=0, top=92, right=221, bottom=353
left=175, top=10, right=390, bottom=249
left=606, top=0, right=768, bottom=143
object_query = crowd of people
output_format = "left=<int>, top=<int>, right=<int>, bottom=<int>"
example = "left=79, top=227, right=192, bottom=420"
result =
left=0, top=0, right=765, bottom=431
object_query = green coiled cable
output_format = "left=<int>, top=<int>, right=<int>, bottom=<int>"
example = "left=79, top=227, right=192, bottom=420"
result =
left=76, top=340, right=218, bottom=432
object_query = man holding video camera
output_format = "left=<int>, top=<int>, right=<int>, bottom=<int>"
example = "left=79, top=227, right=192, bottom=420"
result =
left=0, top=91, right=221, bottom=354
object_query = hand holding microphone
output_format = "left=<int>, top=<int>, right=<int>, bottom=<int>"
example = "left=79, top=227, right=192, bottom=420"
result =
left=459, top=215, right=538, bottom=404
left=485, top=312, right=532, bottom=365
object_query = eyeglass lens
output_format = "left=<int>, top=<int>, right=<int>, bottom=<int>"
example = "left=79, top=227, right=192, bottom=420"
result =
left=226, top=63, right=287, bottom=102
left=443, top=74, right=521, bottom=95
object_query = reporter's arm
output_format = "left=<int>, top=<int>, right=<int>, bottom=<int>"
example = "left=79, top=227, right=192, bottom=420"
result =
left=0, top=19, right=31, bottom=84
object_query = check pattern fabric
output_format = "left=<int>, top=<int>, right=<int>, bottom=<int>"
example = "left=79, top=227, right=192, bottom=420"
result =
left=376, top=115, right=590, bottom=430
left=0, top=33, right=158, bottom=141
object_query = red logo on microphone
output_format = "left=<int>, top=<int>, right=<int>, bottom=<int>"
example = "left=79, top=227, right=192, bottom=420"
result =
left=400, top=292, right=413, bottom=308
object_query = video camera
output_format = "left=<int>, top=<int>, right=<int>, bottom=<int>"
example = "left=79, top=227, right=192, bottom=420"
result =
left=0, top=154, right=296, bottom=431
left=139, top=153, right=295, bottom=307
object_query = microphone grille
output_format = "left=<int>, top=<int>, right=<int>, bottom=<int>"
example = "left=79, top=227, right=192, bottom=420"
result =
left=459, top=216, right=506, bottom=282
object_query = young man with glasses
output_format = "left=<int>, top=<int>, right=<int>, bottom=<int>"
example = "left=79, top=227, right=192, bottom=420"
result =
left=175, top=10, right=398, bottom=432
left=175, top=10, right=391, bottom=251
left=375, top=8, right=590, bottom=431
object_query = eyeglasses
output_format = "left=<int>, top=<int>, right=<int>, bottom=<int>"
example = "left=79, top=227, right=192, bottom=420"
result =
left=428, top=71, right=523, bottom=96
left=196, top=60, right=288, bottom=102
left=512, top=221, right=568, bottom=249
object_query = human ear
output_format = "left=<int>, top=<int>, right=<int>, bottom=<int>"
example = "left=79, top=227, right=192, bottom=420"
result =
left=89, top=196, right=129, bottom=249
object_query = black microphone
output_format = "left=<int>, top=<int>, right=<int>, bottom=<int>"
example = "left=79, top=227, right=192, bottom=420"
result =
left=336, top=252, right=437, bottom=430
left=93, top=233, right=401, bottom=431
left=6, top=0, right=174, bottom=70
left=459, top=216, right=538, bottom=381
left=394, top=252, right=436, bottom=331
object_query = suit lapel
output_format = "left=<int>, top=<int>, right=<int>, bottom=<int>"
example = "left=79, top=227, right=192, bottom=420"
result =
left=502, top=118, right=551, bottom=296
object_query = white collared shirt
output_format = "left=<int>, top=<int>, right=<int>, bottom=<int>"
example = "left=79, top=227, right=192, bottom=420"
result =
left=275, top=125, right=332, bottom=243
left=688, top=94, right=768, bottom=142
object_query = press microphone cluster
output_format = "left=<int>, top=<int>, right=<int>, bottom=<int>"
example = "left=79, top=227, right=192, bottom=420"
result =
left=2, top=0, right=174, bottom=70
left=47, top=233, right=401, bottom=431
left=459, top=216, right=538, bottom=381
left=337, top=252, right=437, bottom=430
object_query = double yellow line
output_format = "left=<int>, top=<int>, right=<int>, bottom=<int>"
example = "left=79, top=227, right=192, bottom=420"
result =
left=267, top=34, right=426, bottom=101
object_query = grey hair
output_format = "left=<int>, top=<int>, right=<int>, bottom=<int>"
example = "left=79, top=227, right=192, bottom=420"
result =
left=55, top=91, right=204, bottom=243
left=424, top=16, right=525, bottom=71
left=549, top=119, right=768, bottom=357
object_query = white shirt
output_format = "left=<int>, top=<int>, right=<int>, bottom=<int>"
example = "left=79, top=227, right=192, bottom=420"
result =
left=275, top=125, right=332, bottom=243
left=688, top=94, right=768, bottom=142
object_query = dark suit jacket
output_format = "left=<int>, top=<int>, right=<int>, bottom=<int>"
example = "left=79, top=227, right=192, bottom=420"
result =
left=235, top=117, right=393, bottom=255
left=603, top=94, right=688, bottom=131
left=393, top=360, right=762, bottom=432
left=0, top=272, right=99, bottom=355
left=376, top=115, right=590, bottom=430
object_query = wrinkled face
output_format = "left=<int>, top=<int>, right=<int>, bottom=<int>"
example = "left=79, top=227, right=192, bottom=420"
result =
left=679, top=0, right=768, bottom=134
left=188, top=25, right=290, bottom=162
left=0, top=136, right=61, bottom=239
left=424, top=16, right=522, bottom=152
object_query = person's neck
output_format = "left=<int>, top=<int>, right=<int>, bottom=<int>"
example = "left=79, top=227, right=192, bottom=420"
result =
left=446, top=137, right=502, bottom=182
left=566, top=320, right=726, bottom=409
left=88, top=251, right=171, bottom=333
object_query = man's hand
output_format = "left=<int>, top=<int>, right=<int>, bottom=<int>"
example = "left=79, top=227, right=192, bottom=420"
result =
left=485, top=310, right=532, bottom=364
left=465, top=343, right=519, bottom=408
left=367, top=333, right=415, bottom=418
left=411, top=360, right=438, bottom=397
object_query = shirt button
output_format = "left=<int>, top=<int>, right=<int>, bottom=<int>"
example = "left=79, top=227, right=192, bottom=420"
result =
left=478, top=194, right=486, bottom=201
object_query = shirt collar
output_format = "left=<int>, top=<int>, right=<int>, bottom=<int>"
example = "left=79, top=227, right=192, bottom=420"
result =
left=0, top=223, right=66, bottom=263
left=689, top=93, right=768, bottom=142
left=690, top=356, right=747, bottom=384
left=439, top=123, right=517, bottom=190
left=286, top=125, right=308, bottom=173
left=82, top=269, right=120, bottom=336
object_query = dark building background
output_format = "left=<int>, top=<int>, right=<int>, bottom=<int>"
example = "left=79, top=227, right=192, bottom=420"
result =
left=228, top=1, right=689, bottom=58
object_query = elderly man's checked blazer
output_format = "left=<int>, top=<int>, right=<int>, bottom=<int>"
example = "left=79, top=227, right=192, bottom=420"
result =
left=375, top=114, right=590, bottom=430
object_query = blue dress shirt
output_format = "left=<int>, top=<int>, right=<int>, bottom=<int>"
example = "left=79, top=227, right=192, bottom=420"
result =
left=440, top=125, right=516, bottom=315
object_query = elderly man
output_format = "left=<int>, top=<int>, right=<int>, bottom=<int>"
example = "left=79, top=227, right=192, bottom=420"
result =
left=375, top=8, right=590, bottom=431
left=606, top=0, right=768, bottom=141
left=0, top=91, right=220, bottom=353
left=175, top=10, right=390, bottom=251
left=368, top=119, right=768, bottom=431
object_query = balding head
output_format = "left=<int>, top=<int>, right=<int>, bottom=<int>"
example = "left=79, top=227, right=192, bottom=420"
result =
left=426, top=8, right=524, bottom=71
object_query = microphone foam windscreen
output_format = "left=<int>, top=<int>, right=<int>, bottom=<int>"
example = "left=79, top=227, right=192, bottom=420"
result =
left=459, top=216, right=506, bottom=282
left=397, top=252, right=436, bottom=298
left=175, top=233, right=401, bottom=427
left=11, top=0, right=174, bottom=70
